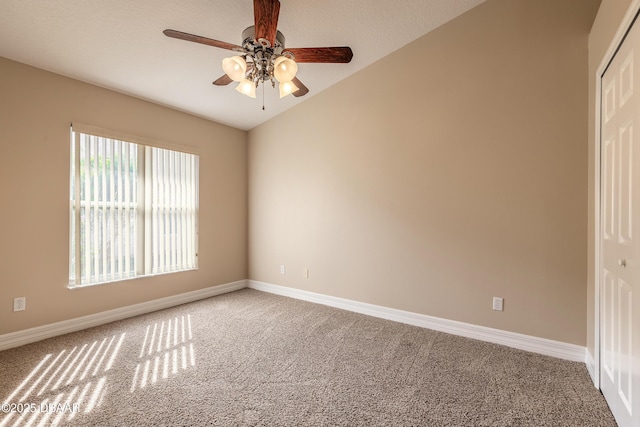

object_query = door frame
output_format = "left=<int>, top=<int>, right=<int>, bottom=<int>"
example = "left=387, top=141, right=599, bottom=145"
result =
left=593, top=0, right=640, bottom=390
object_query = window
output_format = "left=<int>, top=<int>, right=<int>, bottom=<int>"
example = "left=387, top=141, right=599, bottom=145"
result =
left=69, top=125, right=199, bottom=286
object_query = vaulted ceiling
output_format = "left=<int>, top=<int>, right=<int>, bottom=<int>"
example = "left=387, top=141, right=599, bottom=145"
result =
left=0, top=0, right=486, bottom=130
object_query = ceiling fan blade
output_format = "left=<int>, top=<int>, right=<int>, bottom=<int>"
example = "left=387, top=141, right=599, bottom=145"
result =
left=254, top=0, right=280, bottom=46
left=283, top=47, right=353, bottom=63
left=213, top=74, right=233, bottom=86
left=163, top=29, right=242, bottom=52
left=291, top=77, right=309, bottom=97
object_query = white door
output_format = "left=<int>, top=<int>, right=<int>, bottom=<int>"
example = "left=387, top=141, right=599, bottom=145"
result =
left=600, top=15, right=640, bottom=427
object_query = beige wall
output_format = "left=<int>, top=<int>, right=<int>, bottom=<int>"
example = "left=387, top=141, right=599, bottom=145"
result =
left=586, top=0, right=635, bottom=358
left=0, top=0, right=613, bottom=348
left=249, top=0, right=600, bottom=345
left=0, top=58, right=247, bottom=335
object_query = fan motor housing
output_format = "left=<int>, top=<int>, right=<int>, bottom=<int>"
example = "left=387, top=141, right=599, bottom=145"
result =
left=242, top=25, right=285, bottom=53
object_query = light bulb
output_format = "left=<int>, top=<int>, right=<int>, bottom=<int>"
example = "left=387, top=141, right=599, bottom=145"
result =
left=279, top=80, right=299, bottom=98
left=222, top=56, right=247, bottom=82
left=235, top=79, right=256, bottom=98
left=273, top=56, right=298, bottom=83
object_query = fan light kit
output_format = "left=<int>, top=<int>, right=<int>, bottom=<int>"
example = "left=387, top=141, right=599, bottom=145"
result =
left=220, top=26, right=300, bottom=99
left=164, top=0, right=353, bottom=101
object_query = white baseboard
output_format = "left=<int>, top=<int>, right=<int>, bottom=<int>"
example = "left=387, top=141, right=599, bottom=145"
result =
left=1, top=279, right=588, bottom=364
left=0, top=280, right=246, bottom=352
left=247, top=280, right=586, bottom=362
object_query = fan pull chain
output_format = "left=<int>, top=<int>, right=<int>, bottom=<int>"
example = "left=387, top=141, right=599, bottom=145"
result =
left=262, top=83, right=265, bottom=110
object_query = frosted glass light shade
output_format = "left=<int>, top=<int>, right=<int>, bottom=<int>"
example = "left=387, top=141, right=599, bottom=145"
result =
left=222, top=56, right=247, bottom=82
left=273, top=56, right=298, bottom=83
left=279, top=80, right=299, bottom=98
left=236, top=79, right=256, bottom=98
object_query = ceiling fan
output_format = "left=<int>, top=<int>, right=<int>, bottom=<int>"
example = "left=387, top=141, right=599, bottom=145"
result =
left=164, top=0, right=353, bottom=100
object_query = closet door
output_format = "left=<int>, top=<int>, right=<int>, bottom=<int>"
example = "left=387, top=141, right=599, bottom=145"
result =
left=600, top=15, right=640, bottom=427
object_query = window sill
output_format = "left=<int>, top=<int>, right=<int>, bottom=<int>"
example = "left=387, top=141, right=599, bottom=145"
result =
left=67, top=267, right=199, bottom=289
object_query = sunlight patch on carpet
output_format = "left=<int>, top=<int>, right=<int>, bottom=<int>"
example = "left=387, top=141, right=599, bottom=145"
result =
left=0, top=333, right=125, bottom=427
left=130, top=315, right=195, bottom=393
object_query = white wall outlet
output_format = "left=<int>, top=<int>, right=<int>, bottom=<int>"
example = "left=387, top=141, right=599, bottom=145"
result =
left=303, top=268, right=309, bottom=279
left=492, top=297, right=503, bottom=311
left=280, top=265, right=286, bottom=275
left=13, top=297, right=26, bottom=312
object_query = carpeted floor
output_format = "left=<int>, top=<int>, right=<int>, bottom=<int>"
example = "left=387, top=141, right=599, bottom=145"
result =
left=0, top=289, right=616, bottom=426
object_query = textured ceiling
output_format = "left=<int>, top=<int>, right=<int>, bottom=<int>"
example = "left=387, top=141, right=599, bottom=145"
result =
left=0, top=0, right=486, bottom=130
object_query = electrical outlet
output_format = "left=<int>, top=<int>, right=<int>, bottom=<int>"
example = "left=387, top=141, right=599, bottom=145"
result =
left=303, top=268, right=309, bottom=279
left=492, top=297, right=503, bottom=311
left=13, top=297, right=26, bottom=312
left=280, top=265, right=286, bottom=275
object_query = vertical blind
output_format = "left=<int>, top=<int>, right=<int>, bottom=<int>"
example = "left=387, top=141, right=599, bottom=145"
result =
left=148, top=146, right=199, bottom=275
left=70, top=127, right=199, bottom=286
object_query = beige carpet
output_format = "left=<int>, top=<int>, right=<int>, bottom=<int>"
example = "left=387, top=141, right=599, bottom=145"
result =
left=0, top=289, right=616, bottom=426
